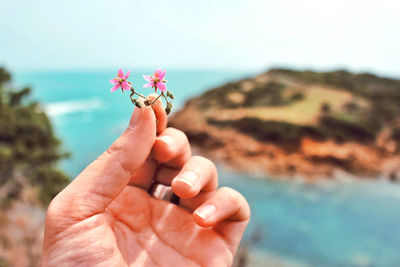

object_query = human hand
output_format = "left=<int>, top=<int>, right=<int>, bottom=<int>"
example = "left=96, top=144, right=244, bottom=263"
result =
left=42, top=96, right=250, bottom=267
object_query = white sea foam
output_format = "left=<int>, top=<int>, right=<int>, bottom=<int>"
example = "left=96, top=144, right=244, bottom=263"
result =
left=45, top=98, right=103, bottom=116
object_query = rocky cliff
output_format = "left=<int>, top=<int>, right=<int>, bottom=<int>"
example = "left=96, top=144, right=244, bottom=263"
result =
left=170, top=69, right=400, bottom=180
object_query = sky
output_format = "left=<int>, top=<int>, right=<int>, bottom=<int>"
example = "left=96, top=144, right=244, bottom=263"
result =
left=1, top=0, right=400, bottom=77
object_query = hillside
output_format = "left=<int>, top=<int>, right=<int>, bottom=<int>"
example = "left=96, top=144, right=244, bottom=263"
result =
left=170, top=69, right=400, bottom=180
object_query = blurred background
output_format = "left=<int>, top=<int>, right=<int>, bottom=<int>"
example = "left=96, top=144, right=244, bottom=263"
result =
left=1, top=0, right=400, bottom=266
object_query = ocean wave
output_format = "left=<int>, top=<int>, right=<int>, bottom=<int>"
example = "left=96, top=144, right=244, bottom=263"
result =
left=45, top=98, right=103, bottom=116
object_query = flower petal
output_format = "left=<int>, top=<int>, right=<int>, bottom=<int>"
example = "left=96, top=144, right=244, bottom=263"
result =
left=143, top=75, right=152, bottom=81
left=124, top=70, right=131, bottom=80
left=110, top=84, right=120, bottom=92
left=121, top=81, right=131, bottom=91
left=143, top=82, right=154, bottom=88
left=110, top=78, right=119, bottom=84
left=118, top=69, right=124, bottom=78
left=154, top=68, right=162, bottom=78
left=156, top=82, right=166, bottom=92
left=159, top=69, right=166, bottom=80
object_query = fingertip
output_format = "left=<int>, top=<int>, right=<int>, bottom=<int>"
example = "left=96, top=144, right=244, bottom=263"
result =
left=193, top=204, right=217, bottom=227
left=158, top=135, right=174, bottom=147
left=171, top=178, right=197, bottom=199
left=153, top=135, right=177, bottom=162
left=171, top=171, right=200, bottom=199
left=193, top=213, right=210, bottom=227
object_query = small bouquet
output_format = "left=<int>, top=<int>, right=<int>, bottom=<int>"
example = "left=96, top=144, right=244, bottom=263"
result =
left=110, top=68, right=174, bottom=115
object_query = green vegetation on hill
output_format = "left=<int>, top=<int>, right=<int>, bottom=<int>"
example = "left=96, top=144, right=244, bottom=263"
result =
left=201, top=81, right=304, bottom=109
left=195, top=69, right=400, bottom=148
left=269, top=69, right=400, bottom=122
left=0, top=67, right=69, bottom=207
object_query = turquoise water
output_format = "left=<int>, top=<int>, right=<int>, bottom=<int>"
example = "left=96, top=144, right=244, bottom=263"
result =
left=15, top=70, right=400, bottom=266
left=15, top=69, right=248, bottom=176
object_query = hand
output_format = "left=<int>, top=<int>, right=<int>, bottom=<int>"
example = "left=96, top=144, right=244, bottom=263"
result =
left=42, top=96, right=250, bottom=267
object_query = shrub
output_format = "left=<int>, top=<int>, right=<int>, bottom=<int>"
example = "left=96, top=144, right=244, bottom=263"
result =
left=0, top=67, right=69, bottom=207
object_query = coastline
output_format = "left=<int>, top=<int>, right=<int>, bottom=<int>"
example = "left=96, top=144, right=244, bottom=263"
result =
left=170, top=108, right=400, bottom=181
left=169, top=69, right=400, bottom=181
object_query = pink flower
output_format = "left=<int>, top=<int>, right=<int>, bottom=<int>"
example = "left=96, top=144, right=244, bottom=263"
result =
left=110, top=69, right=132, bottom=92
left=143, top=68, right=167, bottom=92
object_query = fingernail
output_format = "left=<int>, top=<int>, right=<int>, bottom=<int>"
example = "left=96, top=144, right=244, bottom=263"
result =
left=195, top=204, right=216, bottom=221
left=129, top=107, right=144, bottom=128
left=158, top=136, right=174, bottom=147
left=177, top=171, right=199, bottom=188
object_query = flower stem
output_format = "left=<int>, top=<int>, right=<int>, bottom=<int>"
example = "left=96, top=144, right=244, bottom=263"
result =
left=161, top=92, right=168, bottom=103
left=150, top=93, right=162, bottom=104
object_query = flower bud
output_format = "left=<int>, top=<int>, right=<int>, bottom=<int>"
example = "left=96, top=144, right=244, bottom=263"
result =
left=167, top=91, right=175, bottom=99
left=144, top=99, right=151, bottom=106
left=135, top=101, right=143, bottom=108
left=167, top=101, right=173, bottom=109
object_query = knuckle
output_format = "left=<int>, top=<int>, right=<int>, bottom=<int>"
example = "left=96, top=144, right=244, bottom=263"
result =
left=192, top=156, right=217, bottom=176
left=191, top=155, right=205, bottom=161
left=224, top=188, right=250, bottom=219
left=106, top=139, right=123, bottom=155
left=166, top=127, right=189, bottom=142
left=220, top=187, right=244, bottom=206
left=192, top=155, right=214, bottom=167
left=104, top=130, right=132, bottom=156
left=220, top=187, right=238, bottom=199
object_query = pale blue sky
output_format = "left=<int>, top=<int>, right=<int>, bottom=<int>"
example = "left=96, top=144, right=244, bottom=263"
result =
left=1, top=0, right=399, bottom=77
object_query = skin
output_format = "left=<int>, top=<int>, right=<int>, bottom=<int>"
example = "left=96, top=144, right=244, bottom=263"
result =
left=42, top=95, right=250, bottom=267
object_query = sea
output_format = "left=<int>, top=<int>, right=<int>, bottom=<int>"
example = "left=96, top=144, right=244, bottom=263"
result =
left=14, top=70, right=400, bottom=267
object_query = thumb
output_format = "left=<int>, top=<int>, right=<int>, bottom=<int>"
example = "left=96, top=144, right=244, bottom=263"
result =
left=53, top=105, right=157, bottom=219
